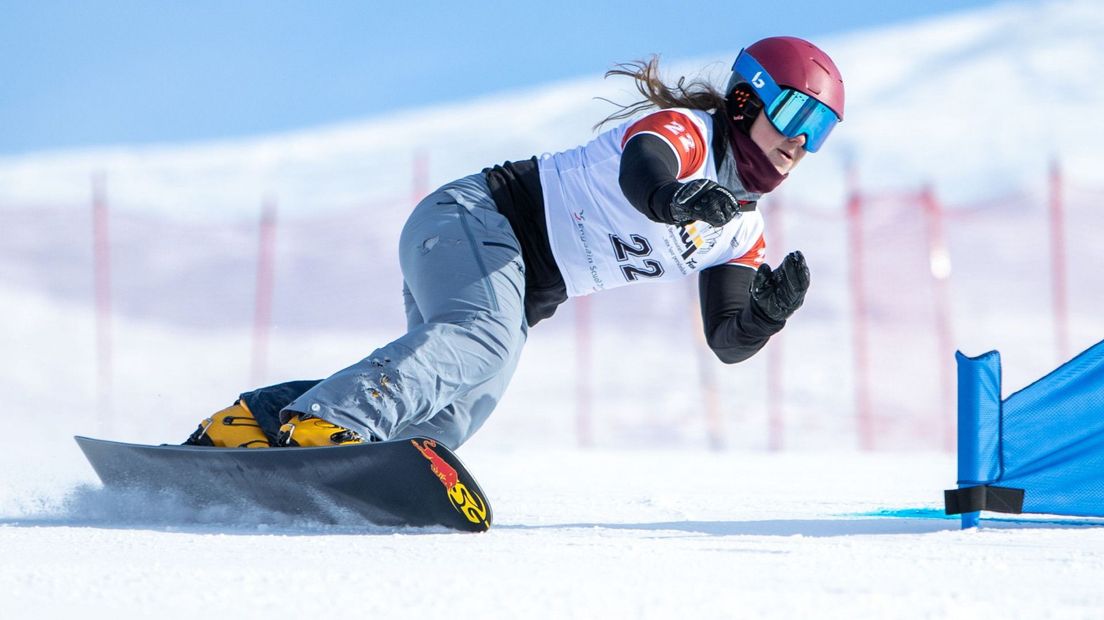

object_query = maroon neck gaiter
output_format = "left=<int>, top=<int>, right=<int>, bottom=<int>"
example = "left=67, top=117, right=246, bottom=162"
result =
left=727, top=120, right=788, bottom=194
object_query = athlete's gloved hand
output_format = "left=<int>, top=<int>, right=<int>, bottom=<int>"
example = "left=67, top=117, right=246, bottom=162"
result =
left=749, top=251, right=810, bottom=323
left=667, top=179, right=741, bottom=227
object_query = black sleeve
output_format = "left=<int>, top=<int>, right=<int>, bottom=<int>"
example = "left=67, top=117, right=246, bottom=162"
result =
left=239, top=379, right=322, bottom=437
left=618, top=134, right=682, bottom=224
left=698, top=264, right=786, bottom=364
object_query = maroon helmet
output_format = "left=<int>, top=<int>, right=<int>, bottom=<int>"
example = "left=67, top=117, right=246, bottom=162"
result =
left=726, top=36, right=845, bottom=151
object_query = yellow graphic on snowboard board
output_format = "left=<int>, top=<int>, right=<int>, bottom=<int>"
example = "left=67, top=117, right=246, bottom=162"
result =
left=411, top=439, right=489, bottom=528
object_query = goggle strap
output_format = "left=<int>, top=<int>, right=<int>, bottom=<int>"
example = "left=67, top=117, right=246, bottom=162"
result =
left=731, top=50, right=782, bottom=107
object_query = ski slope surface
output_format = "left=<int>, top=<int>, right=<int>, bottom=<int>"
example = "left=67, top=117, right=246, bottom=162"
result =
left=5, top=446, right=1104, bottom=619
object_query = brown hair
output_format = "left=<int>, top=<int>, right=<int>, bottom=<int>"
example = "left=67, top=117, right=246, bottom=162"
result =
left=595, top=55, right=726, bottom=129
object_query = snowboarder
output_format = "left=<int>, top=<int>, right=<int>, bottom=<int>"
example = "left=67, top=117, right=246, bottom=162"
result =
left=184, top=36, right=845, bottom=451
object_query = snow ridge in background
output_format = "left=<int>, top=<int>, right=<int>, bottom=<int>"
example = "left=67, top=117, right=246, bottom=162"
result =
left=0, top=0, right=1101, bottom=216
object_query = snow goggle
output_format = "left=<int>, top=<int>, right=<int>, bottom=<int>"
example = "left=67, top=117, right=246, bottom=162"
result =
left=731, top=50, right=840, bottom=153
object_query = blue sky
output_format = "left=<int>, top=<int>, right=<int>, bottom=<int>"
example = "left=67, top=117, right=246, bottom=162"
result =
left=0, top=0, right=1008, bottom=155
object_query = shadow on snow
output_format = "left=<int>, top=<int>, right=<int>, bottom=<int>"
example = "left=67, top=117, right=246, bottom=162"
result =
left=499, top=508, right=1104, bottom=537
left=6, top=488, right=1103, bottom=537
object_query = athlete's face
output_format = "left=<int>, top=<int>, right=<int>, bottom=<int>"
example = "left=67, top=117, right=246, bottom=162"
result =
left=750, top=112, right=807, bottom=175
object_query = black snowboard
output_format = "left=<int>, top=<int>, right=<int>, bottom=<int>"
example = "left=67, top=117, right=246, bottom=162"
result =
left=74, top=435, right=492, bottom=532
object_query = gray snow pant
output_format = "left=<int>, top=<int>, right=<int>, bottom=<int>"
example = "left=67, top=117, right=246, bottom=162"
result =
left=276, top=173, right=528, bottom=449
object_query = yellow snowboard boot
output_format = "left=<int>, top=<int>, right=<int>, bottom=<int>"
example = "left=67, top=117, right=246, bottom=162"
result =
left=184, top=400, right=272, bottom=448
left=276, top=415, right=365, bottom=447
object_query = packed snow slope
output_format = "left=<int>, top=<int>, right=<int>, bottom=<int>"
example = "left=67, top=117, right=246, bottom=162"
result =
left=5, top=449, right=1104, bottom=618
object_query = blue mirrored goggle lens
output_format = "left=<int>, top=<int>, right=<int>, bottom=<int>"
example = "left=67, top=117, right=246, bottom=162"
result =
left=765, top=88, right=838, bottom=153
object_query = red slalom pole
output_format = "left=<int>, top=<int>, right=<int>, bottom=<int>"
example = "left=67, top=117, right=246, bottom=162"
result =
left=412, top=149, right=430, bottom=206
left=575, top=295, right=593, bottom=448
left=921, top=186, right=955, bottom=452
left=687, top=278, right=725, bottom=450
left=847, top=168, right=874, bottom=450
left=251, top=197, right=278, bottom=387
left=92, top=172, right=113, bottom=434
left=765, top=196, right=785, bottom=451
left=1048, top=159, right=1070, bottom=363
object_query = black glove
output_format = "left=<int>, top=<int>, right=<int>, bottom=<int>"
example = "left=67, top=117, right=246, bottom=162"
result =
left=667, top=179, right=741, bottom=227
left=749, top=251, right=810, bottom=323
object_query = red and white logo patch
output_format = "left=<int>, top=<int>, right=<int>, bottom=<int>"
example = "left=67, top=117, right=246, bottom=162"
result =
left=728, top=233, right=767, bottom=269
left=621, top=109, right=707, bottom=180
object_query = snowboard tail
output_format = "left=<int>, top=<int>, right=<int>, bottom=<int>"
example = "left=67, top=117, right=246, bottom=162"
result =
left=74, top=435, right=492, bottom=532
